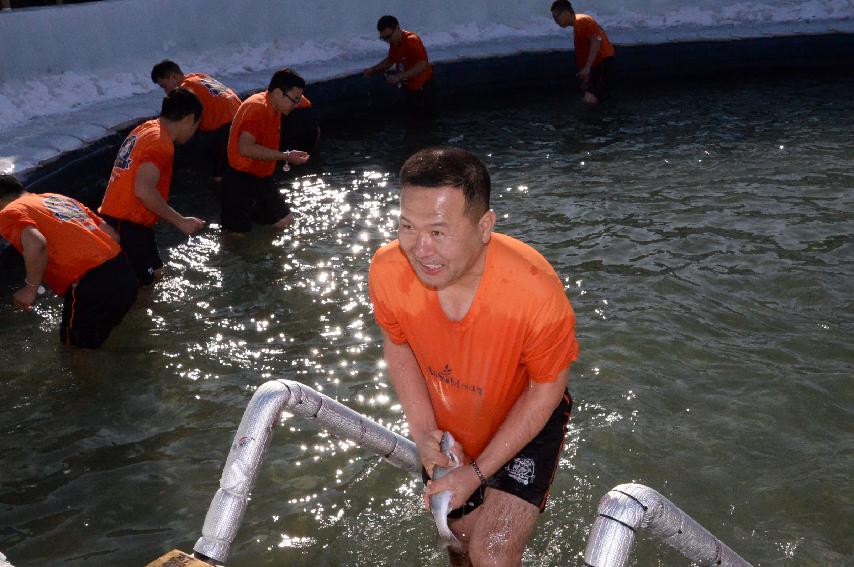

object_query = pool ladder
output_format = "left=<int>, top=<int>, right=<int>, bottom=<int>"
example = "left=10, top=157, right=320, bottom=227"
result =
left=182, top=379, right=751, bottom=566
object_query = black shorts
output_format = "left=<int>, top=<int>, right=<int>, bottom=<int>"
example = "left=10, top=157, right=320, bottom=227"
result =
left=101, top=214, right=162, bottom=286
left=586, top=57, right=615, bottom=101
left=60, top=254, right=138, bottom=348
left=423, top=391, right=572, bottom=516
left=220, top=166, right=291, bottom=232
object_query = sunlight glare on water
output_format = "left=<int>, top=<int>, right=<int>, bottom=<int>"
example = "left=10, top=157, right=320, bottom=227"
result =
left=0, top=76, right=852, bottom=566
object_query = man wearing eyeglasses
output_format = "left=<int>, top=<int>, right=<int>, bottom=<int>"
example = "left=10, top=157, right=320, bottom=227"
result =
left=221, top=68, right=310, bottom=233
left=363, top=15, right=435, bottom=119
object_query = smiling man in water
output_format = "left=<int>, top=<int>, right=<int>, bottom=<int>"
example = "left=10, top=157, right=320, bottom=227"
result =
left=368, top=147, right=578, bottom=565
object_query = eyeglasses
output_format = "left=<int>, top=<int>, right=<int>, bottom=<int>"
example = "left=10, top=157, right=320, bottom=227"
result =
left=284, top=92, right=302, bottom=106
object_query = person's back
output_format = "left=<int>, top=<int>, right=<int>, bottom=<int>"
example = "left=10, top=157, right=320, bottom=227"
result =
left=0, top=176, right=138, bottom=348
left=100, top=119, right=174, bottom=227
left=3, top=193, right=121, bottom=295
left=181, top=73, right=241, bottom=132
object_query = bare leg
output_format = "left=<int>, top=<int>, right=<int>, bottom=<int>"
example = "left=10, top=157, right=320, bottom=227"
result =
left=447, top=489, right=539, bottom=567
left=582, top=91, right=600, bottom=105
left=273, top=212, right=295, bottom=230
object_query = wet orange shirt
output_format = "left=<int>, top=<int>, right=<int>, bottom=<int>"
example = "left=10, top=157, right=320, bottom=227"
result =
left=369, top=232, right=579, bottom=458
left=574, top=14, right=615, bottom=69
left=227, top=91, right=280, bottom=178
left=181, top=73, right=241, bottom=131
left=99, top=119, right=174, bottom=227
left=0, top=193, right=120, bottom=295
left=388, top=30, right=433, bottom=91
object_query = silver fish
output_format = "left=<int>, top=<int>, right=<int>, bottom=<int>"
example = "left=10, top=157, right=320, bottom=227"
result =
left=430, top=431, right=462, bottom=550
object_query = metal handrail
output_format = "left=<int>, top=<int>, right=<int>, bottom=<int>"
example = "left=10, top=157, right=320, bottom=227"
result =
left=584, top=483, right=752, bottom=567
left=192, top=379, right=418, bottom=564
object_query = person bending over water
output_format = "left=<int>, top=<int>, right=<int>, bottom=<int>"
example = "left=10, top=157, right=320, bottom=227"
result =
left=551, top=0, right=615, bottom=105
left=368, top=147, right=578, bottom=566
left=0, top=174, right=137, bottom=348
left=151, top=59, right=242, bottom=182
left=220, top=68, right=310, bottom=233
left=99, top=88, right=206, bottom=286
left=363, top=15, right=436, bottom=120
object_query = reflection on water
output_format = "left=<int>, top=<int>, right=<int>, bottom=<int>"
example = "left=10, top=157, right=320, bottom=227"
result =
left=1, top=76, right=853, bottom=566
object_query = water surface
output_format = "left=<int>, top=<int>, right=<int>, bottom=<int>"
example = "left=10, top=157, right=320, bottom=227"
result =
left=1, top=75, right=852, bottom=566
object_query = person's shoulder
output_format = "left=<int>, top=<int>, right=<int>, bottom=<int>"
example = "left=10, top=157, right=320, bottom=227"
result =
left=370, top=239, right=406, bottom=269
left=491, top=233, right=564, bottom=292
left=402, top=29, right=425, bottom=45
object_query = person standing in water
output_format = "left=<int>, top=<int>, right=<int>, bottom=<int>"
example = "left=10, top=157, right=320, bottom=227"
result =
left=551, top=0, right=615, bottom=104
left=0, top=174, right=137, bottom=348
left=99, top=87, right=206, bottom=286
left=151, top=59, right=241, bottom=181
left=220, top=68, right=310, bottom=233
left=368, top=147, right=578, bottom=565
left=363, top=15, right=436, bottom=119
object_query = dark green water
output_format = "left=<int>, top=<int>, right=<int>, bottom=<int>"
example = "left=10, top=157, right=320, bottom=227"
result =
left=1, top=76, right=852, bottom=566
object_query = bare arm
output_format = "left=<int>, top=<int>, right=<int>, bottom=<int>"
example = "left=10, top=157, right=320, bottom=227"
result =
left=382, top=330, right=451, bottom=475
left=237, top=131, right=309, bottom=165
left=363, top=57, right=394, bottom=77
left=13, top=226, right=48, bottom=309
left=134, top=162, right=204, bottom=235
left=578, top=36, right=602, bottom=79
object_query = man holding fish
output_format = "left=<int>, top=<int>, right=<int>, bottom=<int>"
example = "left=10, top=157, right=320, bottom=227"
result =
left=368, top=147, right=578, bottom=565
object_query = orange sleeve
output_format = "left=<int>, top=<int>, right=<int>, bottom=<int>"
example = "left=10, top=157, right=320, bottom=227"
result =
left=0, top=207, right=34, bottom=249
left=404, top=36, right=428, bottom=64
left=368, top=251, right=408, bottom=345
left=521, top=277, right=579, bottom=383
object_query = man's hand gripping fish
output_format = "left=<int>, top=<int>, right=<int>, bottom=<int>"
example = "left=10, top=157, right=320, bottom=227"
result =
left=429, top=431, right=463, bottom=551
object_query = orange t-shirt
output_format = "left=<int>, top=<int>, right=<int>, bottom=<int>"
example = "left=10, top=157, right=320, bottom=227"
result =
left=573, top=14, right=615, bottom=69
left=388, top=30, right=433, bottom=91
left=227, top=91, right=280, bottom=178
left=0, top=193, right=120, bottom=295
left=369, top=232, right=579, bottom=458
left=99, top=119, right=174, bottom=227
left=181, top=73, right=241, bottom=131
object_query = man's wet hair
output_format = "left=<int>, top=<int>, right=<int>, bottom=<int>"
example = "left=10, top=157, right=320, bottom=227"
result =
left=550, top=0, right=575, bottom=15
left=399, top=147, right=491, bottom=220
left=268, top=68, right=306, bottom=94
left=0, top=173, right=26, bottom=200
left=151, top=59, right=183, bottom=84
left=160, top=87, right=203, bottom=122
left=377, top=15, right=399, bottom=32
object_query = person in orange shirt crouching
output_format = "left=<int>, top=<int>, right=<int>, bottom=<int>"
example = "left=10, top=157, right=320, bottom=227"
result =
left=368, top=147, right=578, bottom=564
left=363, top=15, right=436, bottom=119
left=221, top=68, right=310, bottom=233
left=99, top=88, right=206, bottom=286
left=552, top=0, right=616, bottom=104
left=151, top=60, right=242, bottom=181
left=0, top=174, right=137, bottom=348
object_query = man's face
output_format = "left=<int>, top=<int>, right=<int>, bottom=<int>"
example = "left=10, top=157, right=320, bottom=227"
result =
left=398, top=185, right=495, bottom=290
left=379, top=25, right=402, bottom=47
left=156, top=73, right=183, bottom=94
left=552, top=10, right=574, bottom=28
left=272, top=87, right=304, bottom=115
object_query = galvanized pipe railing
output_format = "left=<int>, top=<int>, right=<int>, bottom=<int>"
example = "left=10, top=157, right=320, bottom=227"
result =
left=584, top=483, right=752, bottom=567
left=192, top=379, right=419, bottom=564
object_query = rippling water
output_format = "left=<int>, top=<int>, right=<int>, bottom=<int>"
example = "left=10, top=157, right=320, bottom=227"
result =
left=1, top=76, right=852, bottom=566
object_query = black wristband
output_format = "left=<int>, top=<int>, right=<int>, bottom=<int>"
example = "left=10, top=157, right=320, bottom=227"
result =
left=471, top=460, right=487, bottom=485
